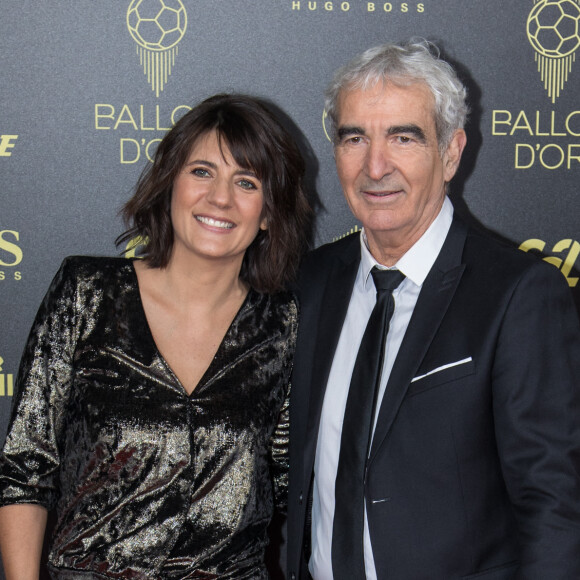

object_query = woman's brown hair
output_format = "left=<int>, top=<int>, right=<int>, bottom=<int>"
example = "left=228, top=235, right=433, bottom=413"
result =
left=117, top=94, right=312, bottom=293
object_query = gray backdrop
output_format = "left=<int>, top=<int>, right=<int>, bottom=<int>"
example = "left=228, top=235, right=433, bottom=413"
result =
left=1, top=0, right=579, bottom=575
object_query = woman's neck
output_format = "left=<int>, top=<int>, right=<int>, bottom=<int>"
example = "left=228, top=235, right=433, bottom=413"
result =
left=139, top=250, right=248, bottom=312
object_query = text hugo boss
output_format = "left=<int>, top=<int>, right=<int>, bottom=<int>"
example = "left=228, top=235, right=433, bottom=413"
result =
left=291, top=1, right=424, bottom=11
left=492, top=110, right=580, bottom=170
left=0, top=230, right=22, bottom=281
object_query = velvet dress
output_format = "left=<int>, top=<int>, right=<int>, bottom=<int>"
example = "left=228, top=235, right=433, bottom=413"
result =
left=0, top=256, right=296, bottom=579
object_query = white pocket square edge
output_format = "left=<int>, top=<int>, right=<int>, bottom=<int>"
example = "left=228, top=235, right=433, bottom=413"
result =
left=411, top=357, right=473, bottom=383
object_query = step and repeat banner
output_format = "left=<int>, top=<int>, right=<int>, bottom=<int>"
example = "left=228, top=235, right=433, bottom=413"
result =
left=1, top=0, right=579, bottom=572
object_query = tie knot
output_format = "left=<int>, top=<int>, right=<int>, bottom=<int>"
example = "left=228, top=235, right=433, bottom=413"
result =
left=371, top=267, right=405, bottom=293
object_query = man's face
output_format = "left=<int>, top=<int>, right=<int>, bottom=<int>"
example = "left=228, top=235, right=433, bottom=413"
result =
left=334, top=81, right=466, bottom=263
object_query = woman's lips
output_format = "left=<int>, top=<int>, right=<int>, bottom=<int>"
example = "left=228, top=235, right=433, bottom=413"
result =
left=195, top=215, right=235, bottom=229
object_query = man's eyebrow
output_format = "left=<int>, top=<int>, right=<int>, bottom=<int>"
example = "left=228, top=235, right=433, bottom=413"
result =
left=387, top=124, right=427, bottom=143
left=336, top=126, right=366, bottom=140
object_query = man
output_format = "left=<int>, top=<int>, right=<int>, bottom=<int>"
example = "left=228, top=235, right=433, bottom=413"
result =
left=287, top=40, right=580, bottom=580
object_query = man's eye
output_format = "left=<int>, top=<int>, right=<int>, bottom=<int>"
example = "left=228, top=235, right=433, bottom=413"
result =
left=345, top=136, right=363, bottom=145
left=397, top=135, right=412, bottom=144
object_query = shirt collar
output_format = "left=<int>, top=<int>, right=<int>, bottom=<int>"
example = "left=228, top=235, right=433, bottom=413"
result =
left=359, top=196, right=454, bottom=290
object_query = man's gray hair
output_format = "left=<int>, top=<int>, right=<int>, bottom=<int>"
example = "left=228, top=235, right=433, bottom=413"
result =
left=324, top=39, right=469, bottom=152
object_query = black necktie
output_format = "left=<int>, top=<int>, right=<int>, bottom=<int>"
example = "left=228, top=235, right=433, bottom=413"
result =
left=331, top=267, right=405, bottom=579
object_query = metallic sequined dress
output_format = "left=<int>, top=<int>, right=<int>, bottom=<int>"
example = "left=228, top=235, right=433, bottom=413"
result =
left=0, top=257, right=296, bottom=579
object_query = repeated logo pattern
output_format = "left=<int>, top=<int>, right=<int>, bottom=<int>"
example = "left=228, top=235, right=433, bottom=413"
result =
left=527, top=0, right=580, bottom=102
left=127, top=0, right=188, bottom=97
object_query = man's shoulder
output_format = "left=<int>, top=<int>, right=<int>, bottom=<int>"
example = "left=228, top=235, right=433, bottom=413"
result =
left=461, top=224, right=566, bottom=288
left=301, top=232, right=360, bottom=272
left=294, top=233, right=359, bottom=300
left=464, top=226, right=536, bottom=267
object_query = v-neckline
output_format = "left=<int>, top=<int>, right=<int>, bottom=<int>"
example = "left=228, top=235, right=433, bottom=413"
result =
left=128, top=259, right=253, bottom=398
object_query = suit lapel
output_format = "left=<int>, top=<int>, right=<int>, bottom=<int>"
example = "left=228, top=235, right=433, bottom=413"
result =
left=369, top=218, right=468, bottom=462
left=304, top=235, right=360, bottom=469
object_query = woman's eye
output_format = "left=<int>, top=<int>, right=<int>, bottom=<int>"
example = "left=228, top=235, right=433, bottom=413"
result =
left=192, top=168, right=210, bottom=177
left=238, top=179, right=257, bottom=190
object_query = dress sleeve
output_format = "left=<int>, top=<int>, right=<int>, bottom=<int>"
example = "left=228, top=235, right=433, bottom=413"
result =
left=270, top=295, right=298, bottom=514
left=0, top=258, right=78, bottom=510
left=269, top=384, right=290, bottom=513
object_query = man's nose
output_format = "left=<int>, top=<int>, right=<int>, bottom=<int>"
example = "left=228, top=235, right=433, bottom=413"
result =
left=365, top=142, right=394, bottom=181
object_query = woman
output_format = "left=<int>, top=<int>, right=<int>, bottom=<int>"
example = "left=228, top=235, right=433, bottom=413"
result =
left=0, top=94, right=311, bottom=579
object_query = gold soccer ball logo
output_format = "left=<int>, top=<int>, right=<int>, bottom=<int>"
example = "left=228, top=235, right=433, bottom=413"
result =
left=127, top=0, right=188, bottom=96
left=526, top=0, right=580, bottom=101
left=527, top=0, right=580, bottom=57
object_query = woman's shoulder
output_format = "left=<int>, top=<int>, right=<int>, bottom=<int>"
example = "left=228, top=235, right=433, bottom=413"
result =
left=258, top=287, right=297, bottom=310
left=250, top=288, right=298, bottom=327
left=56, top=255, right=136, bottom=284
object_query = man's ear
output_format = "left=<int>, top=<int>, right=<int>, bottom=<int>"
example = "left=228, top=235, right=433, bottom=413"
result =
left=443, top=129, right=467, bottom=182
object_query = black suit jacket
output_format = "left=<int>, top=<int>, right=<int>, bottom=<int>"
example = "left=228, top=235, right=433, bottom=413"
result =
left=287, top=217, right=580, bottom=580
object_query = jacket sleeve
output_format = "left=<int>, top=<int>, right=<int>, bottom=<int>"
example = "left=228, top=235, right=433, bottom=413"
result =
left=0, top=258, right=78, bottom=510
left=492, top=260, right=580, bottom=578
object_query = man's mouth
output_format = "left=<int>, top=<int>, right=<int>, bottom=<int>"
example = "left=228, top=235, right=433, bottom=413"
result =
left=363, top=189, right=403, bottom=197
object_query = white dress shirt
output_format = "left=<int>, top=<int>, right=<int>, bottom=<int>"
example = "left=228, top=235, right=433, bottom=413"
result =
left=310, top=197, right=454, bottom=580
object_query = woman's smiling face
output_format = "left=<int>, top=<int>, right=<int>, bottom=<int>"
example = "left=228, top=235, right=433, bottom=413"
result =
left=170, top=130, right=267, bottom=265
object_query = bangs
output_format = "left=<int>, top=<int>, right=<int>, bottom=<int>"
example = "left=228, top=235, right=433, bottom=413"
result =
left=213, top=116, right=271, bottom=182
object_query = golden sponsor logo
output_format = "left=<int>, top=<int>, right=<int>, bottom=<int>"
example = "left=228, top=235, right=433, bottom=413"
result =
left=492, top=109, right=580, bottom=169
left=492, top=2, right=580, bottom=170
left=123, top=235, right=148, bottom=258
left=520, top=238, right=579, bottom=286
left=291, top=1, right=425, bottom=13
left=127, top=0, right=188, bottom=97
left=323, top=110, right=331, bottom=143
left=0, top=230, right=23, bottom=282
left=94, top=103, right=191, bottom=164
left=526, top=0, right=580, bottom=102
left=333, top=225, right=361, bottom=242
left=0, top=135, right=18, bottom=157
left=0, top=356, right=14, bottom=397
